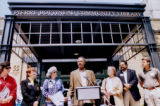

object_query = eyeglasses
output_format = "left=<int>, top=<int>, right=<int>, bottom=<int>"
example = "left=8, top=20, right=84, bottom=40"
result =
left=5, top=67, right=11, bottom=69
left=53, top=71, right=57, bottom=73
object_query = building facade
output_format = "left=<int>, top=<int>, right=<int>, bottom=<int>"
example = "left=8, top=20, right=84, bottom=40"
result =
left=0, top=0, right=160, bottom=105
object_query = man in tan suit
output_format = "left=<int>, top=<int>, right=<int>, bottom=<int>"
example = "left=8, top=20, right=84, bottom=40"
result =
left=66, top=56, right=97, bottom=106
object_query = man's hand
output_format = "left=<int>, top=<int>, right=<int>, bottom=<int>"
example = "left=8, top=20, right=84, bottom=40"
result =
left=158, top=79, right=160, bottom=87
left=123, top=83, right=131, bottom=91
left=123, top=87, right=129, bottom=91
left=33, top=101, right=39, bottom=106
left=139, top=81, right=144, bottom=88
left=64, top=97, right=69, bottom=102
left=124, top=84, right=131, bottom=89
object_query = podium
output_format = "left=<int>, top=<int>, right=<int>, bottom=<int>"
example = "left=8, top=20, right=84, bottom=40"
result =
left=76, top=86, right=101, bottom=100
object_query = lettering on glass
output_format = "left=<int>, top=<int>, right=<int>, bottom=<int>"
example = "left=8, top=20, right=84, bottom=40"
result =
left=14, top=10, right=142, bottom=17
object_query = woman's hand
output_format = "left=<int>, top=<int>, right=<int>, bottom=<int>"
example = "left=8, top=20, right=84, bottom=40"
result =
left=0, top=98, right=8, bottom=104
left=6, top=96, right=13, bottom=103
left=104, top=92, right=110, bottom=99
left=46, top=95, right=51, bottom=102
left=108, top=91, right=114, bottom=96
left=0, top=98, right=5, bottom=104
left=0, top=96, right=13, bottom=104
left=33, top=101, right=38, bottom=106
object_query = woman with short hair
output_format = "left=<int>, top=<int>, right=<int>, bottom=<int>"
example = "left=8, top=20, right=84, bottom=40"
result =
left=0, top=62, right=17, bottom=106
left=42, top=66, right=64, bottom=106
left=21, top=67, right=41, bottom=106
left=101, top=66, right=124, bottom=106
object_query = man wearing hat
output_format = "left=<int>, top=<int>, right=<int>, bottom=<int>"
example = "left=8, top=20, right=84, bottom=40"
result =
left=138, top=57, right=160, bottom=106
left=0, top=62, right=17, bottom=106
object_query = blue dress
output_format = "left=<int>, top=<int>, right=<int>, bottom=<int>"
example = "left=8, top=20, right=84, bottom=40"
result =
left=42, top=78, right=64, bottom=106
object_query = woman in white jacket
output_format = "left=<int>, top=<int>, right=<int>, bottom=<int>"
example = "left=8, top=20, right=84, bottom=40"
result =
left=101, top=66, right=124, bottom=106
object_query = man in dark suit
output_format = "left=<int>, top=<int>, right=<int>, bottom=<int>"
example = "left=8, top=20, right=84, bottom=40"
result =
left=116, top=60, right=141, bottom=106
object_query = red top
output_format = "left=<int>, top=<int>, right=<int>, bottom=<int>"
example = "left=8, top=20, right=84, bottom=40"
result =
left=0, top=75, right=17, bottom=106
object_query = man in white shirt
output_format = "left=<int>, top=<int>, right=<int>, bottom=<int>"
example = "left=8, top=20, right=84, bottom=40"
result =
left=122, top=70, right=128, bottom=84
left=79, top=70, right=87, bottom=87
left=116, top=60, right=141, bottom=106
left=67, top=56, right=97, bottom=106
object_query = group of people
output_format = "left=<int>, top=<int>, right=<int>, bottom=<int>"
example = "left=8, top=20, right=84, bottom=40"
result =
left=65, top=57, right=141, bottom=106
left=0, top=56, right=160, bottom=106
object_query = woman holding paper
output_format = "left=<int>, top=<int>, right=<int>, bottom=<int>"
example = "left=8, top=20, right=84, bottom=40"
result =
left=21, top=67, right=41, bottom=106
left=42, top=66, right=65, bottom=106
left=101, top=66, right=124, bottom=106
left=0, top=62, right=17, bottom=106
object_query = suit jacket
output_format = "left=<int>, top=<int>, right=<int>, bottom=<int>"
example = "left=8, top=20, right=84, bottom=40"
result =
left=67, top=69, right=97, bottom=106
left=21, top=79, right=41, bottom=106
left=116, top=69, right=141, bottom=101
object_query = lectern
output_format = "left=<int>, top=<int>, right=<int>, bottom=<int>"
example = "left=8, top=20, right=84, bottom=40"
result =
left=76, top=86, right=101, bottom=100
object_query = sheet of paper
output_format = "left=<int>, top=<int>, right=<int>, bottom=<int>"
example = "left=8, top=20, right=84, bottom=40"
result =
left=0, top=86, right=10, bottom=99
left=76, top=86, right=100, bottom=100
left=49, top=91, right=65, bottom=106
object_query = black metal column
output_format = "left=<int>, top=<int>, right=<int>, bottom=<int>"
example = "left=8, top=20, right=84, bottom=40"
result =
left=143, top=17, right=160, bottom=69
left=40, top=62, right=45, bottom=105
left=0, top=15, right=15, bottom=62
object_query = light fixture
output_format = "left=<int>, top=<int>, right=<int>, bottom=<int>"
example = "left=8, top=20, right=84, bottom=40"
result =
left=75, top=40, right=81, bottom=43
left=74, top=53, right=79, bottom=56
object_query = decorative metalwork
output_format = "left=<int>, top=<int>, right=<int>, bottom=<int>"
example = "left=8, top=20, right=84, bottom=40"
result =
left=12, top=31, right=38, bottom=63
left=13, top=21, right=147, bottom=47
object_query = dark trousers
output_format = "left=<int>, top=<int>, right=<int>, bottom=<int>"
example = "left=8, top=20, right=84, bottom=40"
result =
left=110, top=96, right=115, bottom=105
left=83, top=103, right=94, bottom=106
left=21, top=101, right=33, bottom=106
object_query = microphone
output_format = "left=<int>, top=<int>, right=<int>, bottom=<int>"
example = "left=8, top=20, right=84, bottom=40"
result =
left=83, top=76, right=94, bottom=86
